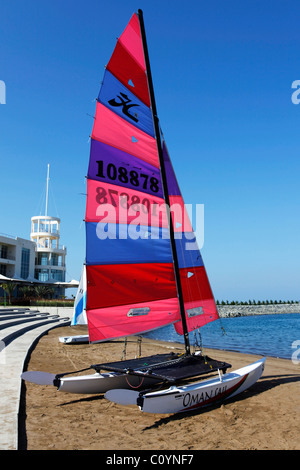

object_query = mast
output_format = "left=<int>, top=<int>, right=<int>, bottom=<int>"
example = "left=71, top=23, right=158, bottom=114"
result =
left=45, top=163, right=50, bottom=217
left=137, top=9, right=191, bottom=356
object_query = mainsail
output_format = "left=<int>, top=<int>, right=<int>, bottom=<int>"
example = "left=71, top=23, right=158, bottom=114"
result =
left=85, top=11, right=219, bottom=344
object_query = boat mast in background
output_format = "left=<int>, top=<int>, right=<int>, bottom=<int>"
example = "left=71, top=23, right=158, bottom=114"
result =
left=45, top=163, right=50, bottom=217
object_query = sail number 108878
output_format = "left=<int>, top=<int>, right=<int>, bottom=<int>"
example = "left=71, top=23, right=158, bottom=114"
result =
left=95, top=160, right=160, bottom=193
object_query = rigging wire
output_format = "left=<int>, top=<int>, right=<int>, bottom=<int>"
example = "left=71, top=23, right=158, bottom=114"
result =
left=173, top=200, right=228, bottom=354
left=35, top=184, right=46, bottom=216
left=48, top=181, right=59, bottom=218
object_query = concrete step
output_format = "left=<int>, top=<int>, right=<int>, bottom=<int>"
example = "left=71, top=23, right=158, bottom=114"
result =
left=0, top=309, right=70, bottom=450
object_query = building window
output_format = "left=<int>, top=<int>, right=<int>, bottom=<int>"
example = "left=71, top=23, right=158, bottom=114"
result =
left=50, top=254, right=63, bottom=266
left=0, top=245, right=8, bottom=259
left=40, top=223, right=49, bottom=234
left=51, top=224, right=58, bottom=234
left=35, top=269, right=49, bottom=282
left=50, top=269, right=65, bottom=282
left=37, top=253, right=48, bottom=266
left=0, top=264, right=7, bottom=276
left=20, top=248, right=30, bottom=279
left=51, top=253, right=58, bottom=266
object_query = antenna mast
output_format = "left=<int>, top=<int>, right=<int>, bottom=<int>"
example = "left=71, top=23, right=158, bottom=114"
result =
left=45, top=164, right=50, bottom=216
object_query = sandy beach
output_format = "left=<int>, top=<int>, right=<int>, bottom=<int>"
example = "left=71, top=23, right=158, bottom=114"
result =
left=19, top=325, right=300, bottom=451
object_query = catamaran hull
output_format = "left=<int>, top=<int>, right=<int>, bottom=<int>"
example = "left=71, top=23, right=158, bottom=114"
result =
left=58, top=372, right=162, bottom=394
left=58, top=335, right=89, bottom=344
left=21, top=370, right=162, bottom=394
left=21, top=351, right=231, bottom=395
left=105, top=358, right=266, bottom=414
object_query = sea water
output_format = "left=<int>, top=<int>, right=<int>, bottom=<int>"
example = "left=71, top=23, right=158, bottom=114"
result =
left=142, top=313, right=300, bottom=360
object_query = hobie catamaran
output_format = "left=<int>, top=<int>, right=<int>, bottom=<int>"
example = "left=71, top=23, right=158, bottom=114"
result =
left=22, top=10, right=265, bottom=413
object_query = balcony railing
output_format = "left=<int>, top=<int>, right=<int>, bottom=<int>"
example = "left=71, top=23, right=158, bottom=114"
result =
left=35, top=242, right=66, bottom=251
left=0, top=254, right=16, bottom=262
left=35, top=261, right=65, bottom=267
left=32, top=228, right=60, bottom=235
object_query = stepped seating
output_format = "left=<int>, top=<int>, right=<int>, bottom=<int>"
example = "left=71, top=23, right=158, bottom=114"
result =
left=0, top=307, right=70, bottom=450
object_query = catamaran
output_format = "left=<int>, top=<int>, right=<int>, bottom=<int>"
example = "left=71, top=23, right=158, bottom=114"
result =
left=22, top=10, right=265, bottom=413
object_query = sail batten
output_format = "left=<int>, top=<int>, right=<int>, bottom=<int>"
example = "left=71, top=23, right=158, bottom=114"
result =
left=85, top=11, right=219, bottom=344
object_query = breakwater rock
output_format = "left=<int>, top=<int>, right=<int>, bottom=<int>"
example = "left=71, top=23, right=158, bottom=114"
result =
left=217, top=303, right=299, bottom=318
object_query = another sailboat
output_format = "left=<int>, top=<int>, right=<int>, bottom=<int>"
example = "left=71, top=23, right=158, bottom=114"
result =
left=71, top=265, right=87, bottom=327
left=22, top=10, right=265, bottom=411
left=59, top=265, right=89, bottom=344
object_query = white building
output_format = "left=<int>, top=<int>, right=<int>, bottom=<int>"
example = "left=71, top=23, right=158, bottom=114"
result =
left=0, top=219, right=67, bottom=287
left=0, top=166, right=70, bottom=297
left=30, top=215, right=67, bottom=283
left=0, top=234, right=36, bottom=281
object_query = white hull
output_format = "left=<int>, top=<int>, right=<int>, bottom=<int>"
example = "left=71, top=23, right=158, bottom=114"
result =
left=105, top=358, right=266, bottom=414
left=58, top=335, right=89, bottom=344
left=58, top=371, right=162, bottom=394
left=22, top=351, right=208, bottom=394
left=21, top=370, right=162, bottom=394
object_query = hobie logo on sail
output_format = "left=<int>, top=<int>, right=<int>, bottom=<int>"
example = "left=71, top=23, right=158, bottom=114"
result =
left=108, top=92, right=139, bottom=122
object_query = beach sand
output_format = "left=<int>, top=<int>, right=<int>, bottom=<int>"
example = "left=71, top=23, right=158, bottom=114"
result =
left=19, top=325, right=300, bottom=450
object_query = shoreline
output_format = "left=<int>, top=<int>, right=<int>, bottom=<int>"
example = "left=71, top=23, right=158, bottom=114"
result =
left=20, top=325, right=300, bottom=450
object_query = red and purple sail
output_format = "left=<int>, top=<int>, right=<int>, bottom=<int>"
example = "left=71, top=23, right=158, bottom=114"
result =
left=85, top=12, right=219, bottom=342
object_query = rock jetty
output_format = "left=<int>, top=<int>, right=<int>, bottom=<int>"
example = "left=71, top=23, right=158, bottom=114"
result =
left=217, top=303, right=299, bottom=318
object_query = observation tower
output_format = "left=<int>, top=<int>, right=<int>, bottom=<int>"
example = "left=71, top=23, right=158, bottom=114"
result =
left=30, top=165, right=67, bottom=284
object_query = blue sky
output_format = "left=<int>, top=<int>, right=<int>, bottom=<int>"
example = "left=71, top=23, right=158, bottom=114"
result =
left=0, top=0, right=299, bottom=301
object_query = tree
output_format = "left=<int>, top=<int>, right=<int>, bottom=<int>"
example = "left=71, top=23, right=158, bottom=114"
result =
left=19, top=285, right=34, bottom=299
left=34, top=285, right=54, bottom=300
left=1, top=282, right=17, bottom=305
